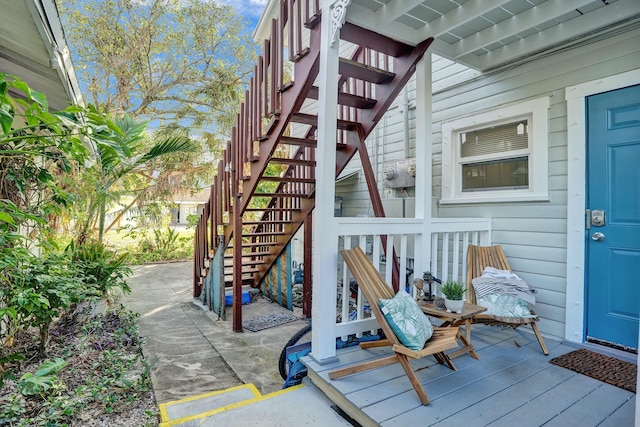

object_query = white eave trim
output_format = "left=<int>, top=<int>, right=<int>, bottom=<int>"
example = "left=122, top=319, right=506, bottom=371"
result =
left=26, top=0, right=84, bottom=106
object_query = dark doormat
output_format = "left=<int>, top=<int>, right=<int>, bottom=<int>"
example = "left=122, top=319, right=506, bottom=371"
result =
left=550, top=348, right=637, bottom=393
left=242, top=312, right=301, bottom=332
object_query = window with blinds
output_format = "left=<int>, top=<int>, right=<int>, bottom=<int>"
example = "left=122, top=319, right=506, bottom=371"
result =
left=458, top=119, right=530, bottom=192
left=441, top=96, right=549, bottom=203
left=460, top=120, right=528, bottom=158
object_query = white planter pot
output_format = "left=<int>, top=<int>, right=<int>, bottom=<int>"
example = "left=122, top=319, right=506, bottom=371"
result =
left=444, top=298, right=464, bottom=314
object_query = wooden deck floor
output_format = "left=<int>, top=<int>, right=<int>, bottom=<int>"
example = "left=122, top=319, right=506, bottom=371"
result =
left=303, top=324, right=636, bottom=427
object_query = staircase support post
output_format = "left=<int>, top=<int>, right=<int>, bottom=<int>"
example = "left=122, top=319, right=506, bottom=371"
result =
left=414, top=50, right=433, bottom=288
left=303, top=212, right=312, bottom=317
left=232, top=197, right=244, bottom=332
left=310, top=1, right=344, bottom=364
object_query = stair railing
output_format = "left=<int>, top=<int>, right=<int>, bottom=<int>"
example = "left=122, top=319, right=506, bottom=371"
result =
left=194, top=0, right=320, bottom=293
left=193, top=0, right=423, bottom=295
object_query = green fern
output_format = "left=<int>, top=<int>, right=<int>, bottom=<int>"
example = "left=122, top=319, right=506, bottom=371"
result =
left=439, top=281, right=466, bottom=300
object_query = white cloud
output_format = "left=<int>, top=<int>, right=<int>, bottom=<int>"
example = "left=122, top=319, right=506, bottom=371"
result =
left=224, top=0, right=267, bottom=29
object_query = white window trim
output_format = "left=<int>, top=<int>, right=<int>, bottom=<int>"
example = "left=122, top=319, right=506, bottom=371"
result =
left=440, top=97, right=550, bottom=204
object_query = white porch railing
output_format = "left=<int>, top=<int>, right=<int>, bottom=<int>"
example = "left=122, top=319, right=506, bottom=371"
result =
left=333, top=217, right=491, bottom=342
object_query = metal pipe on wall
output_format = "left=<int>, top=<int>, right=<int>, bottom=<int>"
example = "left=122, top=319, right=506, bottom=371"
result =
left=403, top=85, right=411, bottom=158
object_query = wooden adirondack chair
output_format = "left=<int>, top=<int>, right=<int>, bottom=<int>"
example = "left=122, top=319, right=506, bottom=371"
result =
left=466, top=244, right=549, bottom=355
left=328, top=246, right=460, bottom=405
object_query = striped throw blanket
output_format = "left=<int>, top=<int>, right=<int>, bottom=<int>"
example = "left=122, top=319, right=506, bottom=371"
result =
left=471, top=267, right=537, bottom=304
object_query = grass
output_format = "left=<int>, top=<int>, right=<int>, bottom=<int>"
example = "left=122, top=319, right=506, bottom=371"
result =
left=104, top=226, right=194, bottom=264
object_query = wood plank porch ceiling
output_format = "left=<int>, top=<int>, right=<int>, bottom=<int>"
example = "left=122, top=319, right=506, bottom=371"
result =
left=347, top=0, right=640, bottom=71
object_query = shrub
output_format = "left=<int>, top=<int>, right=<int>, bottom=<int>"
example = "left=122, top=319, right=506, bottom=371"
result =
left=123, top=227, right=193, bottom=264
left=11, top=253, right=96, bottom=355
left=67, top=241, right=132, bottom=304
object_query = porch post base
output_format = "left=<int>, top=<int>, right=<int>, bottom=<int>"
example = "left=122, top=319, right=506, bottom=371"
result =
left=309, top=353, right=339, bottom=365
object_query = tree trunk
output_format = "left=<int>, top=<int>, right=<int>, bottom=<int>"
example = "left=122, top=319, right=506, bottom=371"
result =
left=98, top=200, right=106, bottom=243
left=39, top=322, right=50, bottom=356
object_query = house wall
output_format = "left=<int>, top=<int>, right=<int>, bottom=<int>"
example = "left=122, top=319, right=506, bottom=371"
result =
left=182, top=203, right=199, bottom=224
left=337, top=26, right=640, bottom=340
left=170, top=202, right=201, bottom=225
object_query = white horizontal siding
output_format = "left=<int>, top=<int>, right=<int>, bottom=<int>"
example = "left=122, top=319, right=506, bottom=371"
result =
left=433, top=27, right=640, bottom=340
left=335, top=54, right=479, bottom=210
left=305, top=29, right=639, bottom=341
left=432, top=54, right=482, bottom=93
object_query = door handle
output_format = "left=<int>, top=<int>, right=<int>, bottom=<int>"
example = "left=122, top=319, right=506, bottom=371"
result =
left=591, top=232, right=605, bottom=242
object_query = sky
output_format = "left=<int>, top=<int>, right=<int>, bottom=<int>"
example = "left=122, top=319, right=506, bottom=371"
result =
left=228, top=0, right=268, bottom=30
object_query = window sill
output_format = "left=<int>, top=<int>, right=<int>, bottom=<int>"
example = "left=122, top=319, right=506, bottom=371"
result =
left=439, top=193, right=549, bottom=205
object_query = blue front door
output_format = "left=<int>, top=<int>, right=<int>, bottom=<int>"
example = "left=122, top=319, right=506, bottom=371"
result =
left=586, top=84, right=640, bottom=350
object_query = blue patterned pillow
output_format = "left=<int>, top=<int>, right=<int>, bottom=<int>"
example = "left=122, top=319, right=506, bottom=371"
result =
left=379, top=290, right=434, bottom=350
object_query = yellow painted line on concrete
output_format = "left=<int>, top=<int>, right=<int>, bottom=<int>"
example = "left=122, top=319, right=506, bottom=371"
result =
left=158, top=384, right=306, bottom=427
left=158, top=383, right=261, bottom=422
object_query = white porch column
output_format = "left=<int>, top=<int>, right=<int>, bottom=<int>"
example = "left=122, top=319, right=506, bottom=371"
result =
left=310, top=0, right=348, bottom=364
left=413, top=51, right=433, bottom=279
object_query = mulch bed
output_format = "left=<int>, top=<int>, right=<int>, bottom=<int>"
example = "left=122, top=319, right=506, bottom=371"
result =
left=550, top=348, right=637, bottom=393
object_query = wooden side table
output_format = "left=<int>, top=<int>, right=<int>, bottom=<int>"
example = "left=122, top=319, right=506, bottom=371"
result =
left=418, top=301, right=487, bottom=359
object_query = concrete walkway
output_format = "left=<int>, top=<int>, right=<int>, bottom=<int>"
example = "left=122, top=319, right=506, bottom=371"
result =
left=120, top=261, right=354, bottom=426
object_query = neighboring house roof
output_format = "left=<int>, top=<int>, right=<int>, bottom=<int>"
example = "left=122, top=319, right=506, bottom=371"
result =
left=255, top=0, right=640, bottom=72
left=174, top=189, right=211, bottom=204
left=0, top=0, right=83, bottom=109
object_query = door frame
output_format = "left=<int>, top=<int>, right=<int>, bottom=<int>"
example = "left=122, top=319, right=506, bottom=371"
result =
left=565, top=69, right=640, bottom=345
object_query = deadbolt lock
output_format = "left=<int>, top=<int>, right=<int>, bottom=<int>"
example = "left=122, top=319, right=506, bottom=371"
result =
left=590, top=209, right=606, bottom=227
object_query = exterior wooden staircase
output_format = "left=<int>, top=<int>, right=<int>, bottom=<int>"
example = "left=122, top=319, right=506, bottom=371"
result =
left=193, top=0, right=433, bottom=331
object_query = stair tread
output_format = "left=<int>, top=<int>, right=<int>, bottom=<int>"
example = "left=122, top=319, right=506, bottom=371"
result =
left=341, top=22, right=413, bottom=57
left=224, top=252, right=271, bottom=258
left=241, top=241, right=280, bottom=246
left=338, top=57, right=395, bottom=84
left=243, top=230, right=286, bottom=236
left=269, top=157, right=316, bottom=167
left=258, top=176, right=315, bottom=183
left=242, top=221, right=291, bottom=226
left=245, top=207, right=302, bottom=211
left=224, top=267, right=259, bottom=273
left=246, top=260, right=267, bottom=266
left=278, top=135, right=317, bottom=147
left=224, top=259, right=265, bottom=266
left=291, top=113, right=358, bottom=130
left=250, top=193, right=310, bottom=199
left=308, top=86, right=376, bottom=109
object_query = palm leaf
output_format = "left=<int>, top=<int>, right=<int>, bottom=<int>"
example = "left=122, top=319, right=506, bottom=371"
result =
left=137, top=137, right=197, bottom=164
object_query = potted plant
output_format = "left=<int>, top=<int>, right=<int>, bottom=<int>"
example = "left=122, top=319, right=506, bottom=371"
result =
left=439, top=281, right=466, bottom=313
